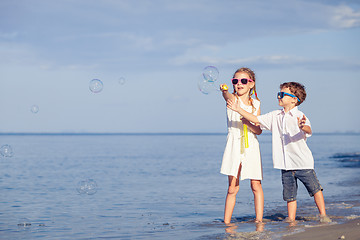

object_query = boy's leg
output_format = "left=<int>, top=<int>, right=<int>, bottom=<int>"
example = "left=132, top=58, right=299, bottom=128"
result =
left=313, top=190, right=326, bottom=216
left=281, top=170, right=298, bottom=221
left=314, top=190, right=332, bottom=222
left=296, top=169, right=331, bottom=222
left=296, top=170, right=325, bottom=215
left=287, top=200, right=297, bottom=221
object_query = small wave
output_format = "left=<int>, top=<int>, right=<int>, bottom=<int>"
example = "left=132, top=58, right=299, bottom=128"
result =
left=331, top=152, right=360, bottom=160
left=345, top=215, right=360, bottom=220
left=331, top=152, right=360, bottom=167
left=263, top=213, right=286, bottom=221
left=328, top=202, right=354, bottom=209
left=222, top=231, right=271, bottom=240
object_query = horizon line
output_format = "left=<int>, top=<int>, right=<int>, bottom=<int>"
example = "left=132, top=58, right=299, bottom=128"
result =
left=0, top=131, right=359, bottom=136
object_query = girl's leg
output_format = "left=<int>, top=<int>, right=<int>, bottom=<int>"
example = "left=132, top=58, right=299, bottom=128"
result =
left=224, top=176, right=239, bottom=224
left=250, top=180, right=264, bottom=222
left=224, top=165, right=241, bottom=224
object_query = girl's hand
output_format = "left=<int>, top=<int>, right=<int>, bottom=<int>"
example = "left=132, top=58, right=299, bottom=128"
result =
left=227, top=99, right=240, bottom=112
left=297, top=115, right=307, bottom=129
left=220, top=84, right=229, bottom=92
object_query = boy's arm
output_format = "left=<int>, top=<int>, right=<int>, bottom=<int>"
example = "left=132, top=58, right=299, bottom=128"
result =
left=227, top=99, right=260, bottom=124
left=242, top=106, right=262, bottom=135
left=298, top=115, right=312, bottom=134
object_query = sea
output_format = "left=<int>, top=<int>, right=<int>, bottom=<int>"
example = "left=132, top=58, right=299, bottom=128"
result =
left=0, top=133, right=359, bottom=240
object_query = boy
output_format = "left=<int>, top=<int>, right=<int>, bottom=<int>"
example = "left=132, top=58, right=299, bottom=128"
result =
left=227, top=82, right=331, bottom=223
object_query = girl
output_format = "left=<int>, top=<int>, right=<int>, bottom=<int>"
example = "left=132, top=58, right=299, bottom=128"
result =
left=220, top=67, right=264, bottom=224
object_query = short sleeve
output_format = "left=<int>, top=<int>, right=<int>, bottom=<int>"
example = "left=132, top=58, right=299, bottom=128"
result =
left=257, top=111, right=275, bottom=131
left=253, top=99, right=261, bottom=114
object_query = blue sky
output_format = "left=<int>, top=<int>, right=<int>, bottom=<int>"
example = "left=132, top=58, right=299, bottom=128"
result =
left=1, top=0, right=359, bottom=133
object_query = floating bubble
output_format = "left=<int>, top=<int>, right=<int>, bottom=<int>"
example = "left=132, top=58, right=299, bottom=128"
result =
left=198, top=76, right=218, bottom=95
left=118, top=77, right=126, bottom=85
left=202, top=66, right=219, bottom=82
left=76, top=179, right=98, bottom=195
left=17, top=217, right=31, bottom=230
left=89, top=79, right=103, bottom=93
left=17, top=222, right=31, bottom=227
left=30, top=105, right=39, bottom=114
left=198, top=78, right=212, bottom=95
left=0, top=144, right=14, bottom=157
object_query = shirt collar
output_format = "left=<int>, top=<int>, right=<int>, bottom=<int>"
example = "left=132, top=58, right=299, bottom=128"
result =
left=289, top=106, right=298, bottom=116
left=280, top=106, right=298, bottom=116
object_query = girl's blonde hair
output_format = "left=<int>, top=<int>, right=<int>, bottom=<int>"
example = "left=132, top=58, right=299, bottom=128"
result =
left=233, top=67, right=259, bottom=113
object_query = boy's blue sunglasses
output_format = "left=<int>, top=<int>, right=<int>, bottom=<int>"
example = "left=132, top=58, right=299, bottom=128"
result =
left=277, top=92, right=300, bottom=102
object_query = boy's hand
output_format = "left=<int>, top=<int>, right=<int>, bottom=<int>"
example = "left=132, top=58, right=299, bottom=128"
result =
left=241, top=117, right=251, bottom=126
left=227, top=99, right=240, bottom=112
left=227, top=99, right=260, bottom=125
left=298, top=115, right=312, bottom=134
left=297, top=115, right=307, bottom=129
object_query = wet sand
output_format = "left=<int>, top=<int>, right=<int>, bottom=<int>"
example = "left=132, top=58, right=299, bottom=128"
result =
left=282, top=218, right=360, bottom=240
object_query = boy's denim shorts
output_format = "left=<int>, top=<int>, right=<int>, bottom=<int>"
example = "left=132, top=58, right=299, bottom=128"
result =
left=281, top=169, right=323, bottom=202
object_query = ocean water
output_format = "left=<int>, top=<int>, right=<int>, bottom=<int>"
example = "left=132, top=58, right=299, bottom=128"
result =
left=0, top=133, right=359, bottom=239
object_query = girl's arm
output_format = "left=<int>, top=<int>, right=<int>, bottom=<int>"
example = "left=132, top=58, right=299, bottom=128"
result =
left=227, top=99, right=260, bottom=124
left=220, top=84, right=234, bottom=102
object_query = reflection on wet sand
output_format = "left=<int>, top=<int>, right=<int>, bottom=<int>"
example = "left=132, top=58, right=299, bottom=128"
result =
left=225, top=222, right=237, bottom=234
left=221, top=212, right=355, bottom=239
left=255, top=221, right=265, bottom=232
left=224, top=220, right=266, bottom=239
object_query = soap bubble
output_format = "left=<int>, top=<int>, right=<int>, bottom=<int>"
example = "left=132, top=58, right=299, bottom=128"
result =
left=198, top=77, right=218, bottom=95
left=0, top=144, right=14, bottom=157
left=17, top=217, right=31, bottom=230
left=30, top=105, right=39, bottom=114
left=118, top=77, right=126, bottom=85
left=76, top=179, right=98, bottom=195
left=202, top=66, right=219, bottom=82
left=89, top=79, right=103, bottom=93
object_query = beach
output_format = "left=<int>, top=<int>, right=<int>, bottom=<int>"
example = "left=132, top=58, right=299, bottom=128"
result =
left=283, top=218, right=360, bottom=240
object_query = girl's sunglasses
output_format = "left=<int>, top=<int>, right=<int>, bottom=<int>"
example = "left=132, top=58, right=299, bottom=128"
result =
left=277, top=92, right=300, bottom=102
left=231, top=78, right=253, bottom=85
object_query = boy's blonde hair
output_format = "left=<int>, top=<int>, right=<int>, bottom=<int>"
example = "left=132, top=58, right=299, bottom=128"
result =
left=233, top=67, right=259, bottom=113
left=280, top=82, right=306, bottom=106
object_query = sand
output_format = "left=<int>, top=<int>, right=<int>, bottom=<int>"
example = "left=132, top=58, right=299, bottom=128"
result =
left=282, top=218, right=360, bottom=240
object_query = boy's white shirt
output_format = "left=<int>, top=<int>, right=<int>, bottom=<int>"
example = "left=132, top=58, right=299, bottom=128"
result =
left=257, top=106, right=314, bottom=170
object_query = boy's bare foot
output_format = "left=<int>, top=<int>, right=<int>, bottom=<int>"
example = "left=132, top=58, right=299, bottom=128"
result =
left=249, top=219, right=262, bottom=223
left=284, top=217, right=296, bottom=223
left=284, top=217, right=297, bottom=227
left=320, top=214, right=332, bottom=223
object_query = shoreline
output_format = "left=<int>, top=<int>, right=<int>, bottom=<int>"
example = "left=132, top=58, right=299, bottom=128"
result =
left=282, top=218, right=360, bottom=240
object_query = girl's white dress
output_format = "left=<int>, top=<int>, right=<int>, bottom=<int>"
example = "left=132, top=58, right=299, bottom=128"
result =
left=220, top=97, right=263, bottom=180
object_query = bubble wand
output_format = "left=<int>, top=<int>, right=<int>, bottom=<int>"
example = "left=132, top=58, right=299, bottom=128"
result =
left=220, top=84, right=228, bottom=91
left=243, top=124, right=249, bottom=148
